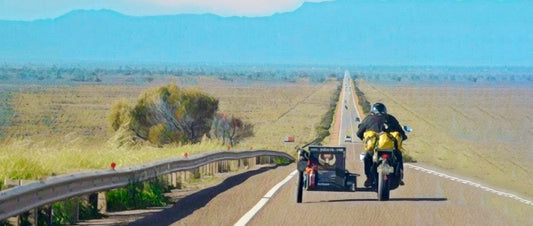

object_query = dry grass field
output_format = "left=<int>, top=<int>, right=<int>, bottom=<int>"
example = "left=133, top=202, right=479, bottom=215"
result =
left=195, top=77, right=339, bottom=152
left=0, top=77, right=339, bottom=181
left=357, top=80, right=533, bottom=199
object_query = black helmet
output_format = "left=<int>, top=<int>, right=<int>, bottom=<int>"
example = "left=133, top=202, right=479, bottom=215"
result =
left=370, top=103, right=387, bottom=115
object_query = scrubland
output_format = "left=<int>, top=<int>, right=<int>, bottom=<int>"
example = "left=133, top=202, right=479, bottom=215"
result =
left=0, top=76, right=338, bottom=181
left=357, top=80, right=533, bottom=199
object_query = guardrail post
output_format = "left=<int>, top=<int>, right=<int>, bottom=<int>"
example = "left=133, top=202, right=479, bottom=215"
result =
left=167, top=172, right=178, bottom=188
left=27, top=208, right=38, bottom=225
left=191, top=168, right=198, bottom=180
left=178, top=172, right=183, bottom=188
left=89, top=193, right=98, bottom=215
left=185, top=170, right=190, bottom=182
left=179, top=172, right=184, bottom=184
left=172, top=172, right=178, bottom=188
left=6, top=216, right=18, bottom=226
left=44, top=205, right=53, bottom=226
left=98, top=192, right=107, bottom=213
left=75, top=199, right=80, bottom=223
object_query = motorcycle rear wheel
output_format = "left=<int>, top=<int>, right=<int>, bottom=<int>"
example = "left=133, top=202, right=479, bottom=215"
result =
left=377, top=171, right=390, bottom=201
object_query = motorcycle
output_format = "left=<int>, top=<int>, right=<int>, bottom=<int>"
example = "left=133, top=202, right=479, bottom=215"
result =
left=366, top=125, right=412, bottom=201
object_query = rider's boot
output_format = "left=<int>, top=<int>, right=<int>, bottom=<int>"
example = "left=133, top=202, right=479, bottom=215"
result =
left=364, top=174, right=373, bottom=187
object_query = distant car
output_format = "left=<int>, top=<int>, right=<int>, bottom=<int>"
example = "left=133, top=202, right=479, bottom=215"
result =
left=344, top=135, right=352, bottom=143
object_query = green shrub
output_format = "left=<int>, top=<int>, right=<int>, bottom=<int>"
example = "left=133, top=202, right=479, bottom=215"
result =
left=273, top=157, right=291, bottom=165
left=353, top=82, right=371, bottom=114
left=111, top=83, right=219, bottom=145
left=51, top=200, right=78, bottom=225
left=107, top=178, right=171, bottom=211
left=109, top=98, right=132, bottom=131
left=313, top=84, right=341, bottom=144
left=110, top=83, right=252, bottom=147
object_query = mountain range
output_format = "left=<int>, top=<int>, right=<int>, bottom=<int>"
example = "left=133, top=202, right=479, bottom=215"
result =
left=1, top=0, right=532, bottom=66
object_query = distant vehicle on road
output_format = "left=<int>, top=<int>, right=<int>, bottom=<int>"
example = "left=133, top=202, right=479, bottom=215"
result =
left=344, top=135, right=352, bottom=143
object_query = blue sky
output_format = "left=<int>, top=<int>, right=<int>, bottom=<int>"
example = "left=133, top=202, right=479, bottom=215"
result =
left=1, top=0, right=532, bottom=66
left=0, top=0, right=331, bottom=20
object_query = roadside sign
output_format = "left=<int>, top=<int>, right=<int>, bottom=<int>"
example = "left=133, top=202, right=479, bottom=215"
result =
left=284, top=136, right=295, bottom=142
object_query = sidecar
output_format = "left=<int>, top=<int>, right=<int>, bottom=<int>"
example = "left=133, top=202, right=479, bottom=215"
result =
left=296, top=146, right=357, bottom=203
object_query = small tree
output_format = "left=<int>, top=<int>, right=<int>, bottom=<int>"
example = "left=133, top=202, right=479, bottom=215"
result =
left=210, top=114, right=254, bottom=146
left=128, top=84, right=218, bottom=145
left=109, top=98, right=132, bottom=131
left=110, top=83, right=252, bottom=146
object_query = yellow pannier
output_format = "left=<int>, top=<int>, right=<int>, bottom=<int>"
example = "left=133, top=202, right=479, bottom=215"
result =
left=389, top=131, right=403, bottom=150
left=363, top=130, right=377, bottom=151
left=363, top=130, right=402, bottom=151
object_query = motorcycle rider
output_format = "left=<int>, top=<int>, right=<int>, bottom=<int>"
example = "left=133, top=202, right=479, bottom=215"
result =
left=356, top=103, right=407, bottom=187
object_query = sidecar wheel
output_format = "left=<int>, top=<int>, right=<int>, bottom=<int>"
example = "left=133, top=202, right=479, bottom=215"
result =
left=296, top=171, right=303, bottom=203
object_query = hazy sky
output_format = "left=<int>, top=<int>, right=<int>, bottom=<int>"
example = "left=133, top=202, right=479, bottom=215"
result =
left=0, top=0, right=332, bottom=20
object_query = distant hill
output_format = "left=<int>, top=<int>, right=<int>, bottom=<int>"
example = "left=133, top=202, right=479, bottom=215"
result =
left=1, top=0, right=532, bottom=66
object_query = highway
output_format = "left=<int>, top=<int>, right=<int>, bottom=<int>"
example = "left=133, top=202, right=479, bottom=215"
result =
left=127, top=72, right=533, bottom=225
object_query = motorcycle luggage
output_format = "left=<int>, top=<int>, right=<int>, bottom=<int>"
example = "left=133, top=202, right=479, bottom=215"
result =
left=363, top=130, right=377, bottom=151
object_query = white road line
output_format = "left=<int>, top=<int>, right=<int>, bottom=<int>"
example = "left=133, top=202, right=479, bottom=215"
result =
left=342, top=73, right=532, bottom=206
left=235, top=76, right=356, bottom=225
left=234, top=170, right=298, bottom=226
left=406, top=163, right=533, bottom=206
left=338, top=76, right=347, bottom=145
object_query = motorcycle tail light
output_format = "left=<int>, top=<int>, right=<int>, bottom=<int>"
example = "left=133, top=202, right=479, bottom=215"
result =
left=382, top=154, right=389, bottom=159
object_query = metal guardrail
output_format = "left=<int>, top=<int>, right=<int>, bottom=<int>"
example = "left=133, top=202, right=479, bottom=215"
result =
left=0, top=149, right=294, bottom=220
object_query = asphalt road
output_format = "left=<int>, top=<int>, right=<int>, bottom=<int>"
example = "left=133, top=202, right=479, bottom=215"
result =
left=124, top=72, right=533, bottom=225
left=247, top=72, right=533, bottom=225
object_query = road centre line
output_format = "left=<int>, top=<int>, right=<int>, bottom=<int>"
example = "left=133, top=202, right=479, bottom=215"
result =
left=234, top=170, right=298, bottom=226
left=405, top=163, right=533, bottom=206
